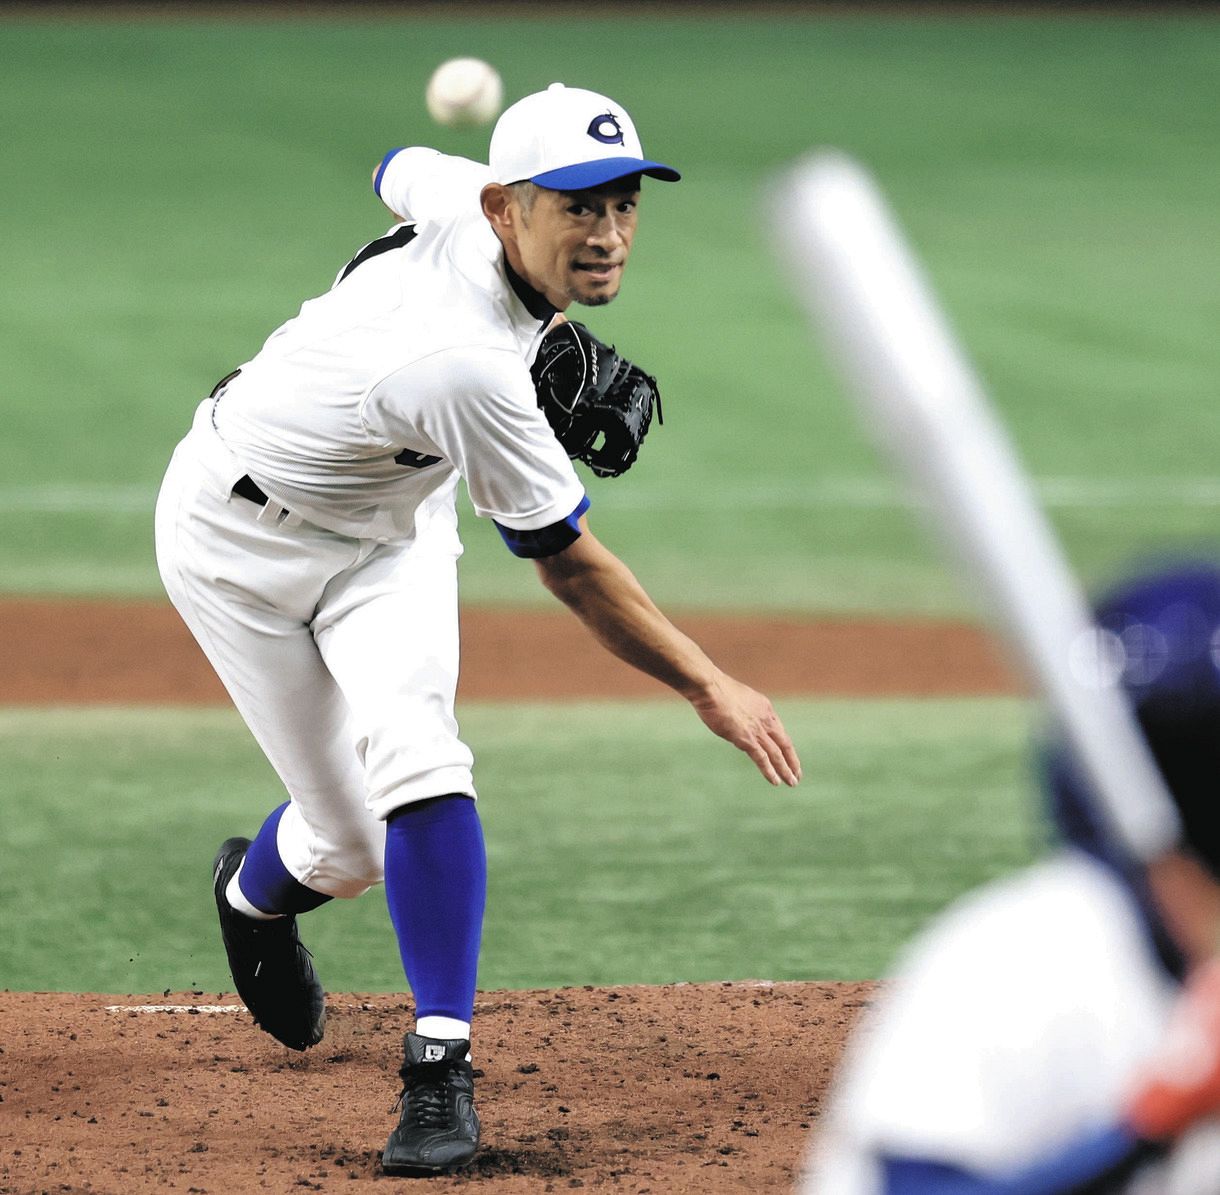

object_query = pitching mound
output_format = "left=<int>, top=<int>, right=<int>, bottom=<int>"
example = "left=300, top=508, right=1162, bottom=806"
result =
left=0, top=981, right=876, bottom=1193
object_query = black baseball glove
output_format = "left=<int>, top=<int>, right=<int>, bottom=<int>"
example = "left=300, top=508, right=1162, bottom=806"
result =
left=530, top=321, right=662, bottom=479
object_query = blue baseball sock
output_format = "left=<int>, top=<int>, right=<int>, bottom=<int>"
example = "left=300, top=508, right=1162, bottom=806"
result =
left=384, top=795, right=486, bottom=1028
left=238, top=802, right=333, bottom=916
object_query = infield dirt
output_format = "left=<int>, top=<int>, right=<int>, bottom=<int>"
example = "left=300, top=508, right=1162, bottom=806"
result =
left=0, top=596, right=1019, bottom=705
left=1, top=598, right=1012, bottom=1192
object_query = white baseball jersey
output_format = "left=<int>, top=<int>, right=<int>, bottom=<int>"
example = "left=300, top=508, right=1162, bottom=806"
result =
left=804, top=852, right=1220, bottom=1193
left=212, top=147, right=585, bottom=546
left=155, top=148, right=589, bottom=895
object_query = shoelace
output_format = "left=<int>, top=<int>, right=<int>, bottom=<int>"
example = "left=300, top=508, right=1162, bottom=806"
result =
left=393, top=1064, right=451, bottom=1130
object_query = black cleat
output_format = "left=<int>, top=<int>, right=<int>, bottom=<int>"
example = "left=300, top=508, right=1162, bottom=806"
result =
left=382, top=1033, right=480, bottom=1176
left=211, top=836, right=325, bottom=1051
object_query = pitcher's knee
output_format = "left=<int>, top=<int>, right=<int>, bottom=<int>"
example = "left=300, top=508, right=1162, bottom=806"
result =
left=278, top=804, right=385, bottom=898
left=310, top=836, right=385, bottom=897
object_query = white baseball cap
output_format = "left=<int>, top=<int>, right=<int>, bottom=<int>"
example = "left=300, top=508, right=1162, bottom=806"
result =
left=489, top=82, right=681, bottom=190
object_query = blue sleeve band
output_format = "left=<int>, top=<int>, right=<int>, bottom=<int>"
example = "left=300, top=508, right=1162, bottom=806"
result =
left=373, top=147, right=404, bottom=198
left=494, top=494, right=590, bottom=559
left=881, top=1124, right=1160, bottom=1195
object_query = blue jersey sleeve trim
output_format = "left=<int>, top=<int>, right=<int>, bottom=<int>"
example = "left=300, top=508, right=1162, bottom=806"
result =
left=880, top=1124, right=1160, bottom=1195
left=373, top=147, right=404, bottom=198
left=494, top=494, right=590, bottom=559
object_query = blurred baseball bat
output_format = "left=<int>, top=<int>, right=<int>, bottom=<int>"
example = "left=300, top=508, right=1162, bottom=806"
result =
left=773, top=151, right=1180, bottom=862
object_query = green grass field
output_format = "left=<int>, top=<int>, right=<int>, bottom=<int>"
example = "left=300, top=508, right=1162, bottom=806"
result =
left=0, top=699, right=1040, bottom=992
left=2, top=12, right=1217, bottom=609
left=1, top=11, right=1215, bottom=993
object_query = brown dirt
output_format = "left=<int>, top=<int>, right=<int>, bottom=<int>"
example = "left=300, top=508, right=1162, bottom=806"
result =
left=0, top=596, right=1020, bottom=705
left=1, top=596, right=1000, bottom=1192
left=0, top=982, right=877, bottom=1194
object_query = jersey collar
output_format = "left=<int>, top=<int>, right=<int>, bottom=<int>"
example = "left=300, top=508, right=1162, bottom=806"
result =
left=504, top=258, right=559, bottom=326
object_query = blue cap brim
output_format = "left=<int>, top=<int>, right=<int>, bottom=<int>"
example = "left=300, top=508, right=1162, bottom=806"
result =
left=530, top=157, right=681, bottom=190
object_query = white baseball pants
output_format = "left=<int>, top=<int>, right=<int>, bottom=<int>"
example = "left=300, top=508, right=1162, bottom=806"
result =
left=154, top=401, right=476, bottom=898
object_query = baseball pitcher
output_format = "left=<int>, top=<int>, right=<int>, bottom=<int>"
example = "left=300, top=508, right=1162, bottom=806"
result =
left=154, top=82, right=800, bottom=1177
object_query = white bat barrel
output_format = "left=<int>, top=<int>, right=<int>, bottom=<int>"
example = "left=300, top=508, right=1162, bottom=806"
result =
left=775, top=152, right=1180, bottom=862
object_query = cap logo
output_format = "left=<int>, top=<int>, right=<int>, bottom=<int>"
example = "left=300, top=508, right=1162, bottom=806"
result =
left=586, top=112, right=625, bottom=146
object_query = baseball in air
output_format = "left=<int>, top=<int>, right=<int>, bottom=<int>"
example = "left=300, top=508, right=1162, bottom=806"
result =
left=425, top=58, right=504, bottom=128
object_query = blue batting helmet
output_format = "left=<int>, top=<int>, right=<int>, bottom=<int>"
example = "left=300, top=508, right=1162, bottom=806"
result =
left=1045, top=560, right=1220, bottom=879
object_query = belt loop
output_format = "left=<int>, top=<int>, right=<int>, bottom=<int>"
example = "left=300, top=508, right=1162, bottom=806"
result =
left=256, top=499, right=287, bottom=525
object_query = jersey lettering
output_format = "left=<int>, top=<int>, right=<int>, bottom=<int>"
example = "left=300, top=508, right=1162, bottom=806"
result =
left=394, top=448, right=442, bottom=469
left=338, top=224, right=419, bottom=284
